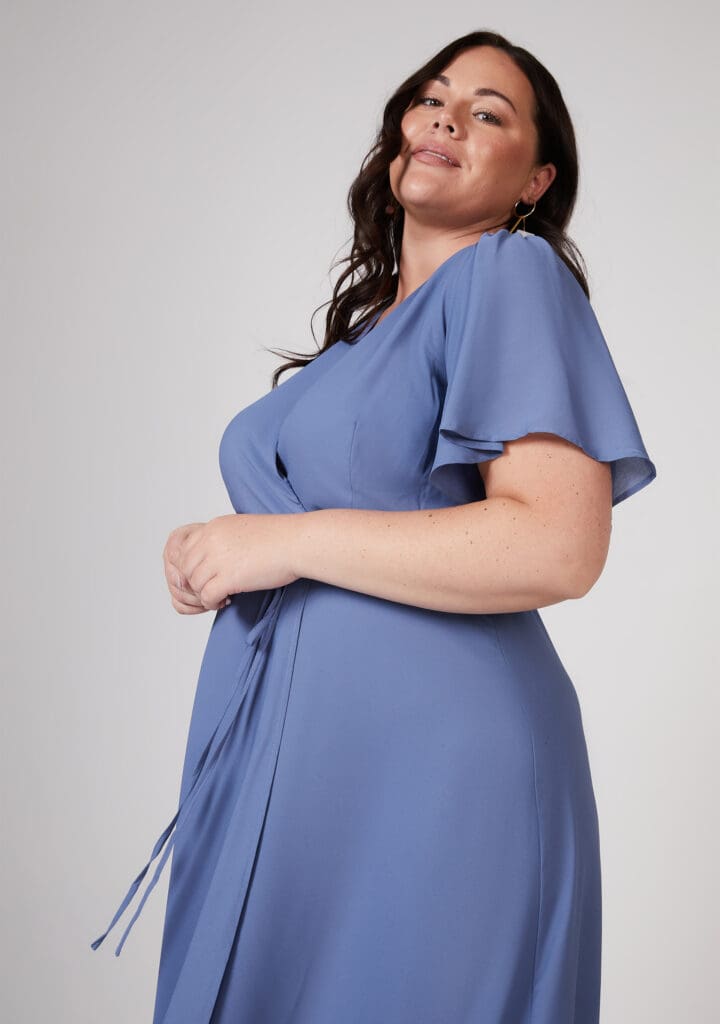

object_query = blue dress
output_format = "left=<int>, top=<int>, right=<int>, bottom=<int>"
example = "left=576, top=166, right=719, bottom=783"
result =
left=91, top=228, right=657, bottom=1023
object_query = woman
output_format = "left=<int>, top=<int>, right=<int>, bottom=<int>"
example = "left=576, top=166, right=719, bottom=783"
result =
left=91, top=29, right=657, bottom=1024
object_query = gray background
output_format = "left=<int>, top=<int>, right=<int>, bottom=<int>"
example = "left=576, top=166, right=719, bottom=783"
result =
left=2, top=2, right=717, bottom=1021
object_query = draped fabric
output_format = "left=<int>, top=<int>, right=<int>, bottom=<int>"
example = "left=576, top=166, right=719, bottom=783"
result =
left=91, top=228, right=656, bottom=1023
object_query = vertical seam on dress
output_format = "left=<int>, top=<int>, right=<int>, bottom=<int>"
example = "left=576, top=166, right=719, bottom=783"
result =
left=489, top=614, right=542, bottom=1024
left=348, top=418, right=359, bottom=508
left=209, top=579, right=313, bottom=1024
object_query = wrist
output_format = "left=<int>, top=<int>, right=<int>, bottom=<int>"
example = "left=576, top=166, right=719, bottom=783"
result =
left=287, top=508, right=322, bottom=582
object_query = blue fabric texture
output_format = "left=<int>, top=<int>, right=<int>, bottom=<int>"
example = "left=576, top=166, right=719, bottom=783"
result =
left=90, top=228, right=656, bottom=1024
left=430, top=230, right=656, bottom=506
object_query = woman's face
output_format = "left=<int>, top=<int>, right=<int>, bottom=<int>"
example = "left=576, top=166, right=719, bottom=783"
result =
left=388, top=46, right=557, bottom=232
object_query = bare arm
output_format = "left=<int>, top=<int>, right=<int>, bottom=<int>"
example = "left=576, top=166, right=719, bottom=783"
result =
left=288, top=432, right=612, bottom=615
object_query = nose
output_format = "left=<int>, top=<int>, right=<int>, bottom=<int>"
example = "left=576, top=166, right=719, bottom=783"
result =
left=432, top=117, right=455, bottom=134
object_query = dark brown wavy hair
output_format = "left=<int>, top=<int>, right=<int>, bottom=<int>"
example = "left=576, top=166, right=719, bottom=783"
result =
left=267, top=29, right=588, bottom=388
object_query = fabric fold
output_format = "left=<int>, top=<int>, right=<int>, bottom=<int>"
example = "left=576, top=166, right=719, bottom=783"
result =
left=90, top=585, right=288, bottom=958
left=429, top=230, right=657, bottom=507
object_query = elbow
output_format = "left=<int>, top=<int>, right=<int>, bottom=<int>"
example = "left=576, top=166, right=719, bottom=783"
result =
left=529, top=500, right=611, bottom=603
left=532, top=504, right=612, bottom=603
left=565, top=507, right=613, bottom=599
left=547, top=527, right=610, bottom=601
left=567, top=567, right=601, bottom=600
left=565, top=546, right=609, bottom=599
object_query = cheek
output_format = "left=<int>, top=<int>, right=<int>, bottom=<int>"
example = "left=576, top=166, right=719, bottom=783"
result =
left=471, top=135, right=529, bottom=185
left=388, top=154, right=402, bottom=189
left=388, top=120, right=416, bottom=181
left=400, top=107, right=426, bottom=142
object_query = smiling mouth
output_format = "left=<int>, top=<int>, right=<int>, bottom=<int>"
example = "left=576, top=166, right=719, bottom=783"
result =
left=412, top=150, right=459, bottom=168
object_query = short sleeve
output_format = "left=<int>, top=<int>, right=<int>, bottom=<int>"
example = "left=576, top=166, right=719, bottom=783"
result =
left=428, top=230, right=657, bottom=507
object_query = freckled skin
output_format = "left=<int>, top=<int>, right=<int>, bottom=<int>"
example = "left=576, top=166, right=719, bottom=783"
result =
left=165, top=47, right=612, bottom=615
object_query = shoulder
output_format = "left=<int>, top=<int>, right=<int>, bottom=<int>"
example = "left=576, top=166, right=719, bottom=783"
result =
left=473, top=228, right=575, bottom=285
left=446, top=228, right=588, bottom=321
left=441, top=228, right=604, bottom=371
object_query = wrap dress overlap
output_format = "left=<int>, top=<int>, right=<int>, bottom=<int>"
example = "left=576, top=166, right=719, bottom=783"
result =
left=91, top=227, right=657, bottom=1024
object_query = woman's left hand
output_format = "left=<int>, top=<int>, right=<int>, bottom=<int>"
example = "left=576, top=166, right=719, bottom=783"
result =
left=167, top=513, right=300, bottom=611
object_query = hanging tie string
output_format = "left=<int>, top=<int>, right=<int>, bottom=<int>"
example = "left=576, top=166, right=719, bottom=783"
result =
left=90, top=585, right=287, bottom=957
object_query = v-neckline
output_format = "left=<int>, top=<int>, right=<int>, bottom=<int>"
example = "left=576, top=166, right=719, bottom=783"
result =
left=357, top=228, right=509, bottom=341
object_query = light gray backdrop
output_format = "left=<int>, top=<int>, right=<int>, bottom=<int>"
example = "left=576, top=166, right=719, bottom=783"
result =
left=1, top=2, right=717, bottom=1021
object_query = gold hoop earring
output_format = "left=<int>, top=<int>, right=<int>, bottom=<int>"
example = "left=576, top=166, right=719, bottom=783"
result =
left=509, top=198, right=536, bottom=234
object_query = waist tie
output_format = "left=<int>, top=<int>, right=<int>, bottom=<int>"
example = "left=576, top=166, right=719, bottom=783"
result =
left=90, top=584, right=288, bottom=958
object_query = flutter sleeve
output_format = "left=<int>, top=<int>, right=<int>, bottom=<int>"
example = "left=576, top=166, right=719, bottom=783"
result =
left=428, top=230, right=657, bottom=507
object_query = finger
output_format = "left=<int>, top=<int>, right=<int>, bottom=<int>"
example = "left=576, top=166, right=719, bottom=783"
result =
left=171, top=566, right=193, bottom=593
left=197, top=575, right=228, bottom=612
left=178, top=533, right=206, bottom=581
left=165, top=567, right=194, bottom=598
left=168, top=579, right=203, bottom=607
left=164, top=555, right=193, bottom=595
left=164, top=523, right=204, bottom=566
left=171, top=595, right=207, bottom=615
left=164, top=525, right=191, bottom=555
left=186, top=555, right=213, bottom=598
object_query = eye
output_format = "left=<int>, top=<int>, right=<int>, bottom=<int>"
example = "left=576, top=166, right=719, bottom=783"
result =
left=415, top=94, right=503, bottom=126
left=474, top=108, right=503, bottom=125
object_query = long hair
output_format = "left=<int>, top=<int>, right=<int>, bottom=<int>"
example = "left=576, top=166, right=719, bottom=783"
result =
left=268, top=29, right=588, bottom=388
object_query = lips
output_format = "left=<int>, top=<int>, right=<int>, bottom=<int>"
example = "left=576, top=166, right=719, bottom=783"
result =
left=411, top=144, right=460, bottom=167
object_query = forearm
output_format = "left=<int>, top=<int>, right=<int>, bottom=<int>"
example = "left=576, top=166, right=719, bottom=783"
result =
left=288, top=498, right=586, bottom=615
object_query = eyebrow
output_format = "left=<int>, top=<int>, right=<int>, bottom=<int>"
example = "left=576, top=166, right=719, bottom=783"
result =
left=430, top=74, right=518, bottom=115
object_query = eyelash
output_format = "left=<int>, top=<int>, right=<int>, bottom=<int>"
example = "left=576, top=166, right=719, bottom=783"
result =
left=416, top=95, right=503, bottom=126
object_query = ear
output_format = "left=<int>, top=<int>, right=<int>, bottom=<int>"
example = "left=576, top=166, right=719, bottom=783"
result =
left=526, top=162, right=557, bottom=204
